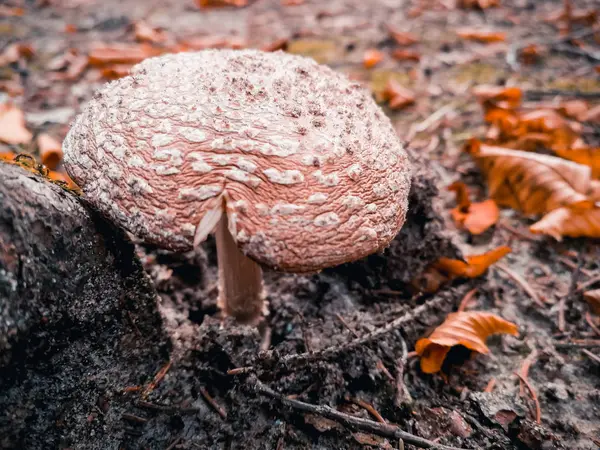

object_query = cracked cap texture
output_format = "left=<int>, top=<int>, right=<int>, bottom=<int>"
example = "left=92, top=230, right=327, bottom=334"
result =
left=64, top=49, right=411, bottom=272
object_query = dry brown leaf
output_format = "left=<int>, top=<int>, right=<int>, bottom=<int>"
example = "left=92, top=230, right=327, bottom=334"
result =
left=516, top=109, right=580, bottom=151
left=0, top=42, right=34, bottom=67
left=386, top=25, right=418, bottom=46
left=37, top=133, right=63, bottom=170
left=530, top=205, right=600, bottom=240
left=0, top=104, right=32, bottom=145
left=474, top=85, right=522, bottom=110
left=304, top=414, right=340, bottom=432
left=48, top=49, right=88, bottom=81
left=555, top=100, right=589, bottom=121
left=519, top=44, right=541, bottom=64
left=457, top=29, right=506, bottom=43
left=457, top=0, right=500, bottom=9
left=0, top=151, right=15, bottom=161
left=363, top=49, right=384, bottom=68
left=0, top=5, right=25, bottom=17
left=391, top=49, right=421, bottom=62
left=584, top=290, right=600, bottom=315
left=466, top=140, right=594, bottom=215
left=88, top=43, right=162, bottom=66
left=100, top=64, right=132, bottom=80
left=554, top=147, right=600, bottom=179
left=134, top=21, right=168, bottom=43
left=195, top=0, right=248, bottom=7
left=415, top=311, right=518, bottom=374
left=174, top=35, right=246, bottom=51
left=382, top=79, right=415, bottom=110
left=448, top=182, right=499, bottom=234
left=434, top=246, right=511, bottom=279
left=352, top=433, right=388, bottom=446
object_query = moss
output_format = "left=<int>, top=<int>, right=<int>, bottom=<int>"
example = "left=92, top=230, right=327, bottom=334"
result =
left=452, top=63, right=505, bottom=85
left=286, top=39, right=338, bottom=64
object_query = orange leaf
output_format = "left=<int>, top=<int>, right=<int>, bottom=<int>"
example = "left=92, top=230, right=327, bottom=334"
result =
left=0, top=78, right=24, bottom=97
left=434, top=246, right=511, bottom=279
left=386, top=26, right=418, bottom=46
left=451, top=200, right=500, bottom=235
left=448, top=181, right=471, bottom=211
left=415, top=311, right=518, bottom=373
left=88, top=43, right=162, bottom=66
left=457, top=29, right=506, bottom=43
left=516, top=109, right=580, bottom=151
left=0, top=104, right=32, bottom=145
left=0, top=5, right=25, bottom=17
left=530, top=205, right=600, bottom=240
left=519, top=44, right=540, bottom=64
left=174, top=35, right=246, bottom=51
left=134, top=21, right=168, bottom=44
left=195, top=0, right=248, bottom=7
left=473, top=85, right=522, bottom=110
left=554, top=147, right=600, bottom=179
left=48, top=170, right=79, bottom=190
left=391, top=49, right=421, bottom=62
left=584, top=290, right=600, bottom=315
left=457, top=0, right=500, bottom=9
left=466, top=140, right=595, bottom=215
left=363, top=49, right=384, bottom=69
left=583, top=104, right=600, bottom=123
left=382, top=79, right=415, bottom=110
left=100, top=64, right=132, bottom=80
left=0, top=42, right=34, bottom=66
left=0, top=151, right=15, bottom=161
left=37, top=133, right=63, bottom=170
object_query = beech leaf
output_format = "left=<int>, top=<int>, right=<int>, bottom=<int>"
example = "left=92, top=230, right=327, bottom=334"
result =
left=448, top=182, right=499, bottom=234
left=0, top=105, right=32, bottom=145
left=530, top=205, right=600, bottom=240
left=363, top=49, right=384, bottom=69
left=37, top=133, right=63, bottom=170
left=416, top=311, right=518, bottom=373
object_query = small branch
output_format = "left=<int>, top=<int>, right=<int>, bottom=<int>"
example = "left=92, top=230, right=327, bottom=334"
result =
left=518, top=348, right=538, bottom=397
left=142, top=360, right=172, bottom=398
left=483, top=378, right=496, bottom=393
left=526, top=89, right=600, bottom=100
left=495, top=264, right=545, bottom=308
left=395, top=335, right=413, bottom=407
left=252, top=377, right=467, bottom=450
left=350, top=398, right=387, bottom=423
left=581, top=349, right=600, bottom=365
left=515, top=373, right=541, bottom=424
left=199, top=387, right=227, bottom=419
left=457, top=288, right=478, bottom=312
left=576, top=273, right=600, bottom=293
left=584, top=312, right=600, bottom=337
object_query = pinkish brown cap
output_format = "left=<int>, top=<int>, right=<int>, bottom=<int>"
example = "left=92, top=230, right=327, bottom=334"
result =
left=64, top=49, right=411, bottom=272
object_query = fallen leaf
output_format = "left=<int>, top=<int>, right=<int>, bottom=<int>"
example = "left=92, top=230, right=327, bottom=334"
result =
left=0, top=151, right=15, bottom=161
left=134, top=21, right=168, bottom=43
left=434, top=246, right=511, bottom=279
left=457, top=0, right=500, bottom=9
left=282, top=0, right=305, bottom=5
left=0, top=5, right=25, bottom=17
left=466, top=140, right=595, bottom=215
left=582, top=104, right=600, bottom=123
left=363, top=49, right=384, bottom=68
left=352, top=433, right=388, bottom=446
left=175, top=35, right=247, bottom=51
left=100, top=64, right=132, bottom=80
left=554, top=147, right=600, bottom=179
left=47, top=170, right=79, bottom=190
left=261, top=38, right=288, bottom=52
left=0, top=42, right=34, bottom=67
left=391, top=49, right=421, bottom=62
left=0, top=78, right=24, bottom=97
left=48, top=49, right=88, bottom=81
left=304, top=414, right=340, bottom=432
left=448, top=182, right=499, bottom=234
left=0, top=104, right=32, bottom=145
left=516, top=109, right=581, bottom=151
left=584, top=290, right=600, bottom=315
left=555, top=99, right=589, bottom=121
left=195, top=0, right=248, bottom=7
left=530, top=205, right=600, bottom=240
left=88, top=43, right=162, bottom=66
left=381, top=79, right=415, bottom=110
left=457, top=29, right=506, bottom=43
left=519, top=44, right=540, bottom=64
left=416, top=311, right=518, bottom=373
left=484, top=108, right=520, bottom=139
left=386, top=25, right=418, bottom=46
left=37, top=133, right=63, bottom=170
left=64, top=24, right=77, bottom=33
left=473, top=85, right=522, bottom=110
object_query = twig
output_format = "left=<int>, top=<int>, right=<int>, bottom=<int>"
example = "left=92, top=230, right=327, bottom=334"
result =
left=228, top=296, right=447, bottom=375
left=122, top=413, right=148, bottom=424
left=351, top=398, right=387, bottom=424
left=165, top=436, right=182, bottom=450
left=576, top=273, right=600, bottom=293
left=483, top=378, right=496, bottom=393
left=142, top=360, right=172, bottom=398
left=514, top=373, right=541, bottom=424
left=495, top=264, right=545, bottom=307
left=552, top=44, right=600, bottom=63
left=584, top=312, right=600, bottom=336
left=253, top=377, right=467, bottom=450
left=518, top=349, right=538, bottom=397
left=296, top=311, right=313, bottom=353
left=457, top=288, right=478, bottom=312
left=199, top=387, right=227, bottom=419
left=526, top=89, right=600, bottom=100
left=336, top=313, right=359, bottom=338
left=582, top=349, right=600, bottom=365
left=553, top=339, right=600, bottom=349
left=395, top=336, right=413, bottom=407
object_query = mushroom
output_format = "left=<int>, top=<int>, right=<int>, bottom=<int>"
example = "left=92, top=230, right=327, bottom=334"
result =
left=63, top=49, right=411, bottom=325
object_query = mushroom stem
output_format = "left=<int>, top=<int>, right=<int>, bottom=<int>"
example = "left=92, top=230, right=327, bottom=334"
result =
left=215, top=214, right=265, bottom=325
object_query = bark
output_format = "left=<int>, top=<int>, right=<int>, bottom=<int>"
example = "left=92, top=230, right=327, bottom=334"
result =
left=0, top=163, right=169, bottom=449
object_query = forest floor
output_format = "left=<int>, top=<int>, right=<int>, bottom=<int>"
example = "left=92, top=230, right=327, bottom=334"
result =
left=1, top=0, right=599, bottom=449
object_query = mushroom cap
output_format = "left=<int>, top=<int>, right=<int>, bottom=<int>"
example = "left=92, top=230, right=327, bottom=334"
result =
left=64, top=49, right=411, bottom=272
